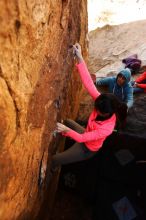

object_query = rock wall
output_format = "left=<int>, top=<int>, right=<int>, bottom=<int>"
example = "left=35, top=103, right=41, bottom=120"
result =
left=0, top=0, right=88, bottom=219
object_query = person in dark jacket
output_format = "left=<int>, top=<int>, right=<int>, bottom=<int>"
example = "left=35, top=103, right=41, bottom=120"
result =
left=122, top=54, right=141, bottom=74
left=92, top=69, right=133, bottom=109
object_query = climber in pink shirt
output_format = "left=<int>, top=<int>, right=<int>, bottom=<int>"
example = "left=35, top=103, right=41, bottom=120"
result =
left=52, top=43, right=127, bottom=169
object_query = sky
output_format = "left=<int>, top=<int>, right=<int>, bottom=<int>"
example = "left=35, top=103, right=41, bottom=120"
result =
left=88, top=0, right=146, bottom=31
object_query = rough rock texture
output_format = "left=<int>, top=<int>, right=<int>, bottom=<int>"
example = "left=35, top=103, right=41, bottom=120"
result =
left=0, top=1, right=88, bottom=219
left=77, top=20, right=146, bottom=138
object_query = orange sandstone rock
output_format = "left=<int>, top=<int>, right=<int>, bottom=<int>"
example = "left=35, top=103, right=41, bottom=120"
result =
left=0, top=0, right=88, bottom=219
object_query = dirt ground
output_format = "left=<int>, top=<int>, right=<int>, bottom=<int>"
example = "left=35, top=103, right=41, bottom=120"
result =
left=50, top=185, right=92, bottom=220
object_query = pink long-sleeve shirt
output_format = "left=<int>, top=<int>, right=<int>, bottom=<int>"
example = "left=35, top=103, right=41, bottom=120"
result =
left=63, top=61, right=116, bottom=152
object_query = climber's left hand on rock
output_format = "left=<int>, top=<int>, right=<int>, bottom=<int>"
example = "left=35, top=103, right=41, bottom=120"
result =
left=73, top=43, right=83, bottom=62
left=56, top=122, right=70, bottom=133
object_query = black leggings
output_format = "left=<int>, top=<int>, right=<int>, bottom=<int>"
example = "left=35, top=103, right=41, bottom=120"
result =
left=52, top=119, right=97, bottom=168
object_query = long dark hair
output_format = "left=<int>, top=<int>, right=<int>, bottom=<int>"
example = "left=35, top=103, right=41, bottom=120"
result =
left=94, top=93, right=127, bottom=124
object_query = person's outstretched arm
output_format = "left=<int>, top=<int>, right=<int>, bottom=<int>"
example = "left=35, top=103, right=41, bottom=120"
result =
left=96, top=77, right=113, bottom=86
left=56, top=122, right=114, bottom=143
left=73, top=43, right=100, bottom=100
left=136, top=83, right=146, bottom=90
left=125, top=87, right=133, bottom=109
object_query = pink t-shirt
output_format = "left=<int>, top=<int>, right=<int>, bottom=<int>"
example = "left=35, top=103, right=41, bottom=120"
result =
left=63, top=61, right=116, bottom=151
